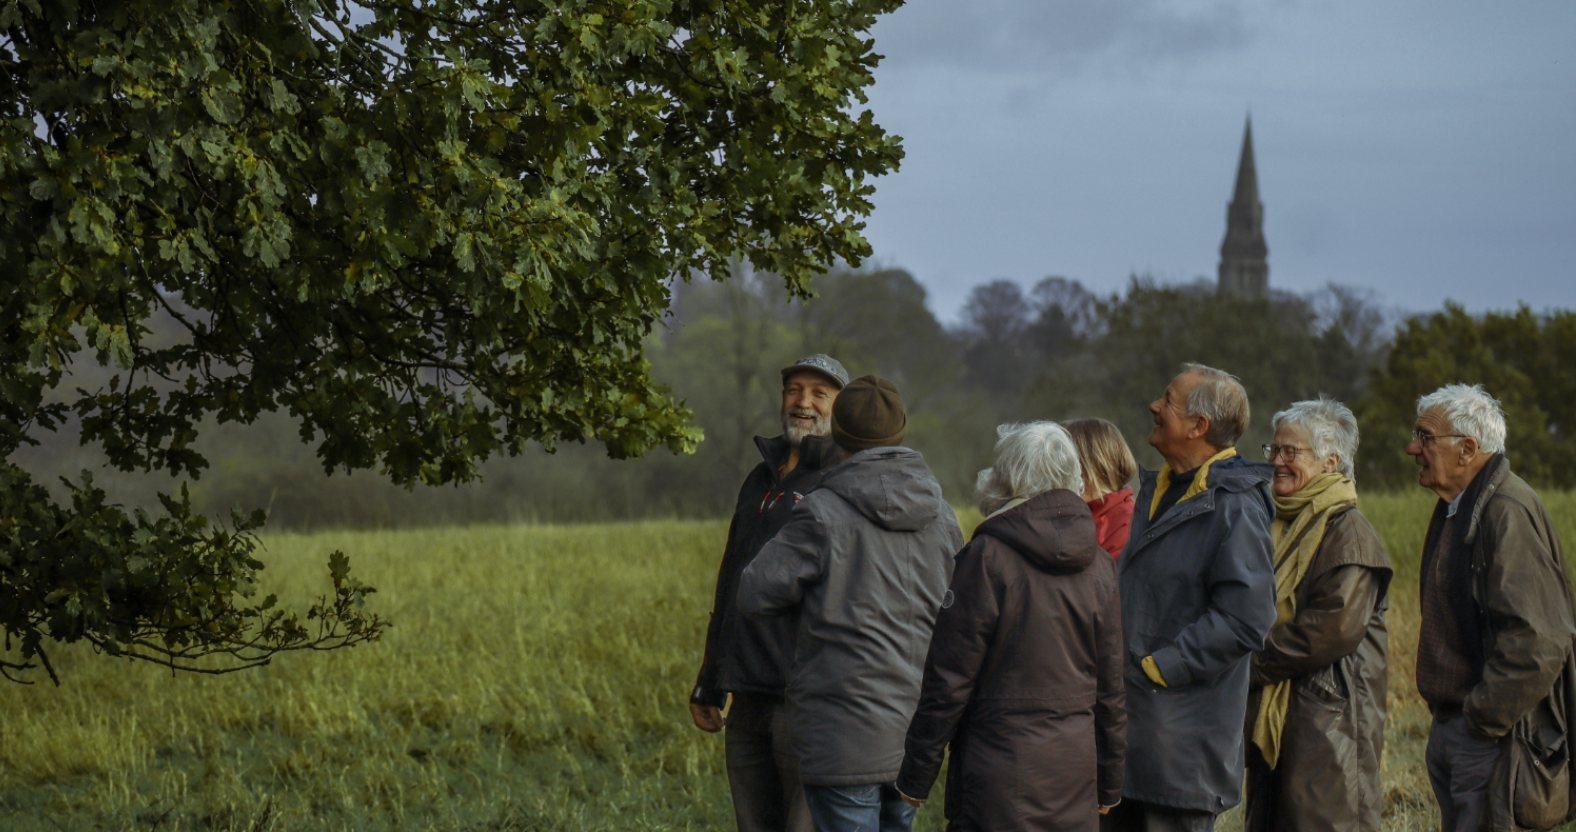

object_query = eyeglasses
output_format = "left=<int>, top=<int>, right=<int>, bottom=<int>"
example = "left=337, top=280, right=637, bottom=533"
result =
left=1411, top=429, right=1468, bottom=446
left=1262, top=444, right=1314, bottom=463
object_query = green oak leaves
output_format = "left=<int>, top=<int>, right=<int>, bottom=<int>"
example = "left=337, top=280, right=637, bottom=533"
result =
left=0, top=0, right=901, bottom=681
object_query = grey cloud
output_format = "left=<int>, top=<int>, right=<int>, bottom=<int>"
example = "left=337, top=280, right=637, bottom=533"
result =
left=874, top=0, right=1254, bottom=75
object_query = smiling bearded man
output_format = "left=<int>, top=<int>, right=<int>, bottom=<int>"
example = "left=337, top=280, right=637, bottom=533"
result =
left=691, top=353, right=849, bottom=832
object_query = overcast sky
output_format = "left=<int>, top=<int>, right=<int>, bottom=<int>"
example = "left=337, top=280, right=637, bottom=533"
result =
left=859, top=0, right=1576, bottom=321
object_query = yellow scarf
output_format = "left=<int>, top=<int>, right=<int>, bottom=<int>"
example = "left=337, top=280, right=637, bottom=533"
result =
left=1147, top=447, right=1239, bottom=521
left=1250, top=471, right=1358, bottom=767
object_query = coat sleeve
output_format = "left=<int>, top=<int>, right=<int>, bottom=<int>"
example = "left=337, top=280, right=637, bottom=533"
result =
left=693, top=497, right=748, bottom=706
left=1464, top=498, right=1576, bottom=739
left=1252, top=565, right=1382, bottom=686
left=896, top=541, right=1001, bottom=801
left=1150, top=490, right=1277, bottom=688
left=736, top=500, right=830, bottom=618
left=1093, top=560, right=1127, bottom=807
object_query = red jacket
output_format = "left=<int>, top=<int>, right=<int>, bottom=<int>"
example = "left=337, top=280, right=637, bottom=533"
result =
left=1087, top=487, right=1135, bottom=558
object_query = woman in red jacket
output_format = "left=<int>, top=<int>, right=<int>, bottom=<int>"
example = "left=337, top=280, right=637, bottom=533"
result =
left=1066, top=418, right=1137, bottom=558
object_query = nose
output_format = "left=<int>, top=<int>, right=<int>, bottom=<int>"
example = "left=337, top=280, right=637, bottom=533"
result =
left=1148, top=398, right=1161, bottom=415
left=1405, top=438, right=1422, bottom=456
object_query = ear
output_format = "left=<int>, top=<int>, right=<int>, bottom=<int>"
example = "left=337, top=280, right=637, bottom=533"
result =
left=1458, top=436, right=1480, bottom=462
left=1187, top=414, right=1211, bottom=442
left=1322, top=454, right=1341, bottom=474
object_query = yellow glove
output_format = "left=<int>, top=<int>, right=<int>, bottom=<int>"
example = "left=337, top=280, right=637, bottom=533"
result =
left=1141, top=655, right=1168, bottom=688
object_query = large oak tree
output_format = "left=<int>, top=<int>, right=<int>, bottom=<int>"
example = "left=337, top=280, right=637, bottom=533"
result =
left=0, top=0, right=902, bottom=681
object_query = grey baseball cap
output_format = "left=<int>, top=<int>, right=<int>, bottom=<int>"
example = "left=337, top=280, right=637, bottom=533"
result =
left=780, top=354, right=850, bottom=388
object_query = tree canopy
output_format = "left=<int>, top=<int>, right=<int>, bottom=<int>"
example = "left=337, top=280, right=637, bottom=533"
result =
left=1359, top=304, right=1576, bottom=488
left=0, top=0, right=902, bottom=681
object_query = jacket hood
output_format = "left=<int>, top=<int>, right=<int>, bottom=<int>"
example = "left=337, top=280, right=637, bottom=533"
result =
left=1140, top=455, right=1272, bottom=493
left=977, top=489, right=1101, bottom=573
left=817, top=446, right=947, bottom=531
left=1201, top=454, right=1273, bottom=492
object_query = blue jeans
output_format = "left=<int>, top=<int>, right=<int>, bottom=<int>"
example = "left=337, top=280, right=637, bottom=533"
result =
left=802, top=784, right=916, bottom=832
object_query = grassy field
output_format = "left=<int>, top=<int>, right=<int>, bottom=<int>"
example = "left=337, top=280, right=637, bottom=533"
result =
left=2, top=490, right=1574, bottom=830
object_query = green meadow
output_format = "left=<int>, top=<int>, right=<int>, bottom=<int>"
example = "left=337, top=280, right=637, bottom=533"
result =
left=3, top=491, right=1574, bottom=830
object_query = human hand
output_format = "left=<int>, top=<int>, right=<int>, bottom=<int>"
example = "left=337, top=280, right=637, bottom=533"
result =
left=1097, top=802, right=1118, bottom=816
left=689, top=701, right=725, bottom=733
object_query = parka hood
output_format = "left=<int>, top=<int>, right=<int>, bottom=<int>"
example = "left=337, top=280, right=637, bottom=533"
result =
left=817, top=446, right=947, bottom=532
left=977, top=489, right=1101, bottom=573
left=1200, top=454, right=1273, bottom=493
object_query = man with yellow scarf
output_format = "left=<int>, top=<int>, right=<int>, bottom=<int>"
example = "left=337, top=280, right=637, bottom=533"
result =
left=1242, top=398, right=1392, bottom=831
left=1104, top=364, right=1275, bottom=832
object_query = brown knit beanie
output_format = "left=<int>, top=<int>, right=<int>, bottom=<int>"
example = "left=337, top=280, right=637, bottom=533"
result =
left=831, top=375, right=907, bottom=452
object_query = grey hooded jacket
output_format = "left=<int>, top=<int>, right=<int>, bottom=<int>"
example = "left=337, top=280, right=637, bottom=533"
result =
left=1118, top=454, right=1276, bottom=814
left=738, top=446, right=963, bottom=786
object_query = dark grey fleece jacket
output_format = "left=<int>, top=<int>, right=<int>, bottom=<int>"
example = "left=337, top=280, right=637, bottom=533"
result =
left=738, top=446, right=963, bottom=785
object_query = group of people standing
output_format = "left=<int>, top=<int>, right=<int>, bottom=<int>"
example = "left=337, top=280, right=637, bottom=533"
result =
left=691, top=354, right=1575, bottom=832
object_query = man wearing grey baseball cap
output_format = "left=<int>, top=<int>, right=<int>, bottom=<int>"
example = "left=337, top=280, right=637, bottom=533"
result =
left=691, top=354, right=849, bottom=832
left=738, top=376, right=963, bottom=832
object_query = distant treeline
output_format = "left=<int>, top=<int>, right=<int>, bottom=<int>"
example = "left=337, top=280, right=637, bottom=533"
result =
left=13, top=269, right=1573, bottom=527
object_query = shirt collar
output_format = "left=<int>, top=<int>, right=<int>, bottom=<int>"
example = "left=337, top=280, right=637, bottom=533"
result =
left=1446, top=490, right=1465, bottom=518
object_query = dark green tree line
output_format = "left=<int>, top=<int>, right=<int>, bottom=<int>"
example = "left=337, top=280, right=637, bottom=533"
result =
left=27, top=261, right=1574, bottom=541
left=1359, top=304, right=1576, bottom=488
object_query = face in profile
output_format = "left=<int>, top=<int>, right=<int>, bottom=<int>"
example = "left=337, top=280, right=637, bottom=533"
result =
left=1406, top=407, right=1469, bottom=492
left=781, top=371, right=838, bottom=446
left=1147, top=372, right=1202, bottom=456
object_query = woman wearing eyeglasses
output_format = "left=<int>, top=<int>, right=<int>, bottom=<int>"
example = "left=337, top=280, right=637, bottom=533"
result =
left=1242, top=398, right=1392, bottom=832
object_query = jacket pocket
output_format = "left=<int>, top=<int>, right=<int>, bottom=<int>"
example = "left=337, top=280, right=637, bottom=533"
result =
left=1296, top=662, right=1350, bottom=711
left=1493, top=697, right=1571, bottom=831
left=1517, top=714, right=1570, bottom=830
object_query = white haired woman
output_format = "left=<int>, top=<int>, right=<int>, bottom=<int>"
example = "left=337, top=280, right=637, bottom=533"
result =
left=1243, top=398, right=1392, bottom=832
left=896, top=422, right=1126, bottom=831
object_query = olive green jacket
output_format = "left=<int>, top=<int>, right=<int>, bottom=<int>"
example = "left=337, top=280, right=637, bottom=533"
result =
left=1436, top=457, right=1576, bottom=831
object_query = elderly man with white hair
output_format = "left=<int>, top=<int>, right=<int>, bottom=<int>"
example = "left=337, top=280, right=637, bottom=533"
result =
left=897, top=421, right=1126, bottom=831
left=1242, top=398, right=1392, bottom=832
left=1410, top=383, right=1576, bottom=832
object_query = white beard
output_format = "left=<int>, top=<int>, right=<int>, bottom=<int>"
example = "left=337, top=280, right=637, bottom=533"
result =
left=783, top=409, right=830, bottom=447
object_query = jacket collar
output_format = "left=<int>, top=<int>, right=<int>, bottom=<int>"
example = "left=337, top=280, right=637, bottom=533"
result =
left=1088, top=487, right=1134, bottom=519
left=754, top=433, right=839, bottom=484
left=1459, top=454, right=1510, bottom=546
left=1147, top=447, right=1239, bottom=521
left=754, top=435, right=793, bottom=482
left=1123, top=457, right=1272, bottom=564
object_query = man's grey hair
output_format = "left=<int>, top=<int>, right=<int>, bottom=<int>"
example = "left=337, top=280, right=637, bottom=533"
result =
left=1416, top=383, right=1507, bottom=454
left=975, top=421, right=1084, bottom=514
left=1181, top=363, right=1251, bottom=448
left=1272, top=397, right=1359, bottom=478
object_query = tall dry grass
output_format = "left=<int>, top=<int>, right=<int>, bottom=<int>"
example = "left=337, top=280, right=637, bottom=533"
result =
left=1, top=490, right=1573, bottom=830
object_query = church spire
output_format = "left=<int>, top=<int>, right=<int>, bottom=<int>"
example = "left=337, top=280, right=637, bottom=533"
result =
left=1218, top=116, right=1268, bottom=298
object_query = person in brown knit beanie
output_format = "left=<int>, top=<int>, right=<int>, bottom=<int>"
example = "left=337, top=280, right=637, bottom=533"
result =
left=740, top=372, right=961, bottom=832
left=831, top=375, right=907, bottom=453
